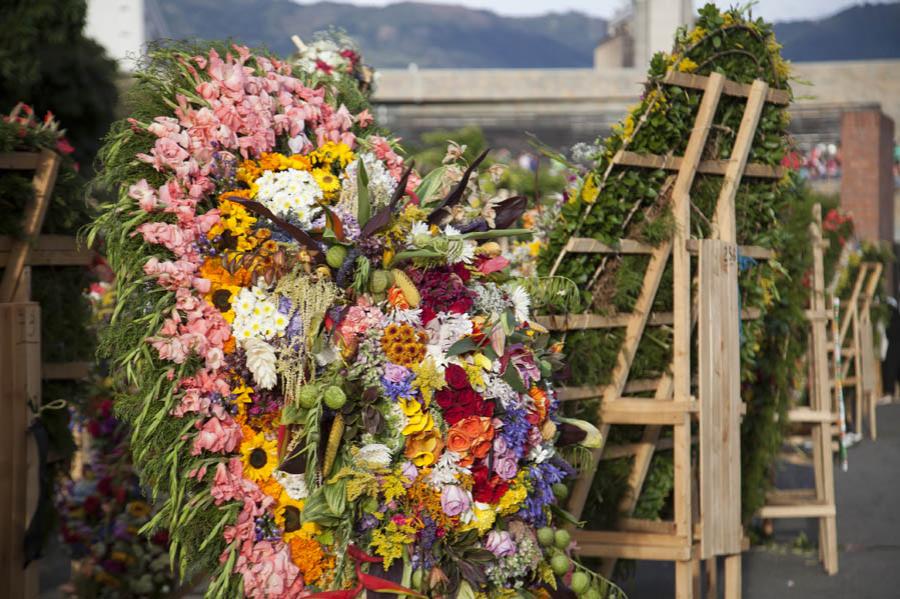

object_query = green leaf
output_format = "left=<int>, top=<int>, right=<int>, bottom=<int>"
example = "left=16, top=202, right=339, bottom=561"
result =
left=501, top=362, right=526, bottom=393
left=323, top=479, right=347, bottom=516
left=414, top=165, right=449, bottom=206
left=357, top=160, right=371, bottom=226
left=447, top=337, right=481, bottom=356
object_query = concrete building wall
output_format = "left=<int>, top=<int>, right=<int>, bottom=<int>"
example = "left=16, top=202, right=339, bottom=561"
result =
left=632, top=0, right=694, bottom=68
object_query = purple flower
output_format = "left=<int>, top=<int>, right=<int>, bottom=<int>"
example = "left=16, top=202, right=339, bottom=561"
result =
left=384, top=363, right=411, bottom=384
left=494, top=455, right=518, bottom=480
left=440, top=485, right=470, bottom=517
left=401, top=461, right=418, bottom=486
left=484, top=530, right=517, bottom=557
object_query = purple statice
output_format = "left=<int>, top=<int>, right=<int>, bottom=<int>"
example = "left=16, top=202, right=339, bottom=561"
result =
left=516, top=461, right=567, bottom=527
left=498, top=406, right=531, bottom=460
left=358, top=513, right=379, bottom=532
left=331, top=206, right=361, bottom=242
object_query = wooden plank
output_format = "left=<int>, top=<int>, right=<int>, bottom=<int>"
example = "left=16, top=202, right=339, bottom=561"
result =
left=617, top=518, right=677, bottom=535
left=600, top=398, right=697, bottom=425
left=0, top=235, right=91, bottom=267
left=757, top=503, right=836, bottom=519
left=724, top=554, right=742, bottom=599
left=0, top=153, right=41, bottom=170
left=535, top=306, right=761, bottom=331
left=663, top=70, right=791, bottom=105
left=0, top=303, right=41, bottom=597
left=765, top=488, right=818, bottom=503
left=0, top=150, right=61, bottom=301
left=614, top=150, right=784, bottom=179
left=42, top=361, right=92, bottom=380
left=714, top=80, right=769, bottom=241
left=564, top=237, right=655, bottom=254
left=787, top=407, right=835, bottom=423
left=574, top=529, right=690, bottom=548
left=686, top=239, right=775, bottom=259
left=698, top=240, right=743, bottom=559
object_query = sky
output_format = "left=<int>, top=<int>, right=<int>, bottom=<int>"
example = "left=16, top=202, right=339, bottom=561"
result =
left=293, top=0, right=895, bottom=21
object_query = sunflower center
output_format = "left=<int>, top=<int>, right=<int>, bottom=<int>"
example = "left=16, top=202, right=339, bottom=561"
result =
left=249, top=448, right=268, bottom=469
left=212, top=289, right=232, bottom=311
left=283, top=506, right=301, bottom=532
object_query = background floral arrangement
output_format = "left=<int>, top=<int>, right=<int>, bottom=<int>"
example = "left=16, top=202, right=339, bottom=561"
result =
left=535, top=3, right=810, bottom=546
left=291, top=31, right=375, bottom=96
left=89, top=40, right=619, bottom=599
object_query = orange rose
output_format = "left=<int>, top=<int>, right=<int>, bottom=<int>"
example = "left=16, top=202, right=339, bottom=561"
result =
left=471, top=439, right=492, bottom=459
left=458, top=416, right=490, bottom=440
left=447, top=429, right=471, bottom=454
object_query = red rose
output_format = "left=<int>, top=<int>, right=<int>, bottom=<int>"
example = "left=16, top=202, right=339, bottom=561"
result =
left=444, top=364, right=470, bottom=390
left=471, top=464, right=509, bottom=504
left=436, top=388, right=494, bottom=425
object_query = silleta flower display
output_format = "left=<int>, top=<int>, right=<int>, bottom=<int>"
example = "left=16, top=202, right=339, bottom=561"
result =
left=91, top=42, right=612, bottom=599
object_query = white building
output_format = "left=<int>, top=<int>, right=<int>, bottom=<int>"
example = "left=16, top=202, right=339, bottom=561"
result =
left=85, top=0, right=145, bottom=72
left=595, top=0, right=694, bottom=69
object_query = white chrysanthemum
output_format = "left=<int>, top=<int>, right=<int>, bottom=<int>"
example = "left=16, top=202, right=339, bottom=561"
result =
left=506, top=284, right=531, bottom=323
left=273, top=470, right=309, bottom=500
left=357, top=443, right=393, bottom=470
left=232, top=286, right=288, bottom=343
left=243, top=337, right=277, bottom=390
left=407, top=221, right=431, bottom=245
left=254, top=168, right=323, bottom=227
left=427, top=451, right=470, bottom=487
left=388, top=307, right=423, bottom=327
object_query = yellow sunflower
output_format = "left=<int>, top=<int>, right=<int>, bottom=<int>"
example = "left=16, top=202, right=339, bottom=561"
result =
left=239, top=432, right=278, bottom=482
left=274, top=491, right=306, bottom=542
left=313, top=168, right=341, bottom=197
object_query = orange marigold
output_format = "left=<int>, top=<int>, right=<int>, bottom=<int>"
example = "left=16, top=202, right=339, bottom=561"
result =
left=289, top=537, right=334, bottom=587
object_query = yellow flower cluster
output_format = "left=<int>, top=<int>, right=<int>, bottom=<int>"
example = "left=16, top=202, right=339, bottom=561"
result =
left=497, top=472, right=529, bottom=515
left=411, top=358, right=446, bottom=404
left=399, top=397, right=434, bottom=435
left=370, top=518, right=421, bottom=569
left=381, top=323, right=427, bottom=367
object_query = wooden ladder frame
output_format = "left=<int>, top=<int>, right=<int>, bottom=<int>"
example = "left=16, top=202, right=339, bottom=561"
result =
left=540, top=72, right=789, bottom=599
left=757, top=203, right=838, bottom=574
left=827, top=261, right=882, bottom=439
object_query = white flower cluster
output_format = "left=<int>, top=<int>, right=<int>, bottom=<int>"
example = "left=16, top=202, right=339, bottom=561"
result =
left=232, top=286, right=289, bottom=344
left=339, top=153, right=397, bottom=215
left=294, top=39, right=351, bottom=78
left=254, top=168, right=323, bottom=227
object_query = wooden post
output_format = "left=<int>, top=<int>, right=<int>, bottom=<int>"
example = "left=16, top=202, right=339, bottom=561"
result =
left=0, top=303, right=41, bottom=598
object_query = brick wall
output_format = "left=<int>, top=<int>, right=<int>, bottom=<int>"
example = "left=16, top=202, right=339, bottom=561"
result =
left=840, top=109, right=895, bottom=244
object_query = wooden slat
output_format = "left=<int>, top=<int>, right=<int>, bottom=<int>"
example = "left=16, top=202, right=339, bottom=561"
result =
left=686, top=239, right=774, bottom=260
left=757, top=503, right=836, bottom=519
left=765, top=488, right=818, bottom=504
left=0, top=153, right=41, bottom=170
left=599, top=398, right=697, bottom=425
left=614, top=150, right=784, bottom=179
left=573, top=530, right=692, bottom=560
left=0, top=304, right=41, bottom=597
left=788, top=407, right=835, bottom=423
left=564, top=237, right=655, bottom=254
left=617, top=518, right=677, bottom=535
left=0, top=235, right=91, bottom=267
left=536, top=306, right=761, bottom=331
left=698, top=240, right=743, bottom=559
left=0, top=150, right=61, bottom=301
left=663, top=70, right=791, bottom=105
left=714, top=79, right=769, bottom=241
left=42, top=362, right=92, bottom=380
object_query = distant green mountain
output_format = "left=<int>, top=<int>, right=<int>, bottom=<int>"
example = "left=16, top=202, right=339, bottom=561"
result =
left=773, top=2, right=900, bottom=62
left=149, top=0, right=607, bottom=68
left=146, top=0, right=900, bottom=68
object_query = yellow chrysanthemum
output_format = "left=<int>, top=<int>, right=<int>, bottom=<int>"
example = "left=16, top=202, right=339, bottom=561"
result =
left=239, top=432, right=278, bottom=482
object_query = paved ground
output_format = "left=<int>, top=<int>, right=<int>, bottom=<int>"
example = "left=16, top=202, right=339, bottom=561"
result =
left=41, top=404, right=900, bottom=598
left=618, top=402, right=900, bottom=599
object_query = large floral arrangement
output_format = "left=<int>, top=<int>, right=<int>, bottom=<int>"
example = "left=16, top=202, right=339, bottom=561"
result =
left=90, top=41, right=616, bottom=599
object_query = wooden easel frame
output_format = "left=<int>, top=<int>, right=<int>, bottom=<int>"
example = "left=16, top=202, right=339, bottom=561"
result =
left=827, top=261, right=882, bottom=439
left=541, top=72, right=789, bottom=598
left=758, top=203, right=838, bottom=574
left=0, top=149, right=60, bottom=599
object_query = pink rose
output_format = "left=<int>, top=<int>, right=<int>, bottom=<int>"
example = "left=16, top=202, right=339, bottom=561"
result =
left=484, top=530, right=517, bottom=557
left=440, top=485, right=470, bottom=517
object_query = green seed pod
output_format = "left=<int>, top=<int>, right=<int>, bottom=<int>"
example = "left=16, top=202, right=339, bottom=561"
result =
left=323, top=385, right=347, bottom=410
left=326, top=245, right=348, bottom=269
left=550, top=553, right=570, bottom=576
left=370, top=270, right=390, bottom=293
left=297, top=385, right=319, bottom=409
